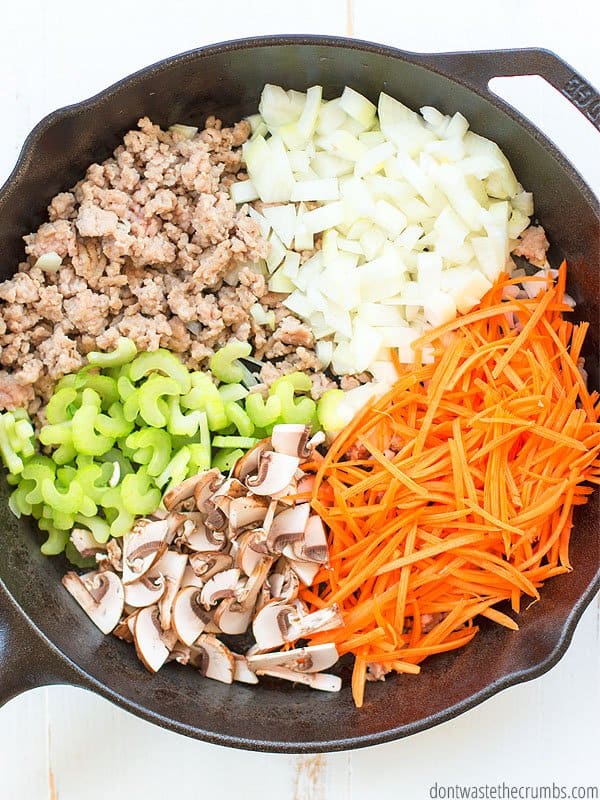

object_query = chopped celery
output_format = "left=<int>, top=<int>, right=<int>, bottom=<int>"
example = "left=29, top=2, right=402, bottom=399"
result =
left=129, top=349, right=191, bottom=394
left=121, top=469, right=161, bottom=515
left=209, top=341, right=252, bottom=383
left=212, top=435, right=259, bottom=449
left=138, top=375, right=180, bottom=427
left=87, top=337, right=137, bottom=369
left=212, top=448, right=244, bottom=472
left=126, top=428, right=171, bottom=477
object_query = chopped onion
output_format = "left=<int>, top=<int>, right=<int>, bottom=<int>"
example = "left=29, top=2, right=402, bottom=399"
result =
left=34, top=252, right=62, bottom=272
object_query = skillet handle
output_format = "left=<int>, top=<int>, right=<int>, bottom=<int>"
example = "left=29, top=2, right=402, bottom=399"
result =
left=0, top=589, right=80, bottom=707
left=426, top=48, right=600, bottom=132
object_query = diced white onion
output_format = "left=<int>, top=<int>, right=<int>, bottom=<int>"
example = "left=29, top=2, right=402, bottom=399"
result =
left=34, top=252, right=62, bottom=272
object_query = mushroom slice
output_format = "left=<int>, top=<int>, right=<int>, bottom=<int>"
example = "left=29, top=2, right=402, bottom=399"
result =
left=254, top=666, right=341, bottom=692
left=70, top=528, right=106, bottom=559
left=252, top=601, right=296, bottom=651
left=297, top=473, right=315, bottom=496
left=268, top=564, right=299, bottom=602
left=255, top=580, right=272, bottom=615
left=133, top=606, right=177, bottom=673
left=181, top=564, right=204, bottom=589
left=235, top=555, right=273, bottom=611
left=228, top=496, right=269, bottom=536
left=232, top=654, right=259, bottom=685
left=171, top=586, right=211, bottom=645
left=124, top=572, right=166, bottom=609
left=266, top=503, right=310, bottom=554
left=236, top=529, right=269, bottom=576
left=247, top=643, right=339, bottom=673
left=270, top=477, right=298, bottom=505
left=62, top=570, right=124, bottom=635
left=288, top=558, right=320, bottom=587
left=200, top=568, right=241, bottom=608
left=163, top=472, right=207, bottom=511
left=271, top=424, right=311, bottom=459
left=246, top=451, right=300, bottom=496
left=168, top=642, right=191, bottom=665
left=233, top=440, right=272, bottom=481
left=193, top=468, right=224, bottom=513
left=293, top=514, right=329, bottom=564
left=204, top=503, right=228, bottom=533
left=286, top=604, right=344, bottom=641
left=121, top=518, right=170, bottom=585
left=189, top=634, right=235, bottom=684
left=155, top=551, right=188, bottom=630
left=113, top=609, right=139, bottom=643
left=213, top=477, right=246, bottom=501
left=189, top=552, right=233, bottom=581
left=183, top=519, right=227, bottom=553
left=213, top=597, right=253, bottom=635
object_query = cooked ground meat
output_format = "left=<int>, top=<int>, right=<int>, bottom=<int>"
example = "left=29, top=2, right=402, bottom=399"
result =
left=0, top=115, right=337, bottom=420
left=512, top=225, right=550, bottom=267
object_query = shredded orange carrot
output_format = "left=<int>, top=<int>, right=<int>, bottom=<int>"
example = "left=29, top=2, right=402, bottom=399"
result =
left=299, top=265, right=600, bottom=707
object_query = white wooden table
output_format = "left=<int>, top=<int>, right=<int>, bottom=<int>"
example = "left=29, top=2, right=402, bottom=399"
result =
left=1, top=2, right=599, bottom=797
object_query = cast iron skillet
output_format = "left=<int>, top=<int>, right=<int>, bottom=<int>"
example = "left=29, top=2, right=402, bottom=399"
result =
left=0, top=36, right=598, bottom=753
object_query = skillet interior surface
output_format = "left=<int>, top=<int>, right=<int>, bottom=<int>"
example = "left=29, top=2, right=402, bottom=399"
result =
left=0, top=36, right=598, bottom=752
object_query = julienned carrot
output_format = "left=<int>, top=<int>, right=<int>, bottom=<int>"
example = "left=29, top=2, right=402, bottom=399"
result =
left=300, top=264, right=600, bottom=707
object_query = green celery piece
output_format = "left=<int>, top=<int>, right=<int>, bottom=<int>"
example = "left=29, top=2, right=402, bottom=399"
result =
left=138, top=375, right=180, bottom=427
left=212, top=448, right=244, bottom=473
left=245, top=392, right=282, bottom=429
left=181, top=373, right=228, bottom=430
left=64, top=542, right=97, bottom=569
left=94, top=402, right=135, bottom=438
left=166, top=396, right=203, bottom=437
left=125, top=428, right=171, bottom=477
left=46, top=387, right=78, bottom=424
left=71, top=391, right=115, bottom=456
left=209, top=341, right=252, bottom=383
left=218, top=383, right=249, bottom=403
left=8, top=479, right=35, bottom=518
left=21, top=456, right=56, bottom=504
left=38, top=518, right=70, bottom=555
left=121, top=468, right=161, bottom=515
left=270, top=378, right=316, bottom=426
left=269, top=372, right=313, bottom=394
left=156, top=446, right=191, bottom=493
left=212, top=435, right=259, bottom=449
left=74, top=513, right=111, bottom=544
left=102, top=486, right=135, bottom=537
left=75, top=373, right=119, bottom=409
left=0, top=413, right=25, bottom=475
left=129, top=349, right=191, bottom=394
left=41, top=477, right=84, bottom=515
left=99, top=448, right=134, bottom=478
left=224, top=401, right=255, bottom=437
left=87, top=337, right=137, bottom=369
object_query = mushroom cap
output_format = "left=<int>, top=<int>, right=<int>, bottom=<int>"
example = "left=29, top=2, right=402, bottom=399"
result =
left=113, top=609, right=139, bottom=642
left=62, top=570, right=124, bottom=635
left=123, top=571, right=166, bottom=608
left=235, top=555, right=273, bottom=611
left=213, top=477, right=246, bottom=500
left=286, top=604, right=344, bottom=641
left=254, top=666, right=341, bottom=693
left=288, top=558, right=320, bottom=587
left=189, top=634, right=234, bottom=684
left=171, top=586, right=211, bottom=646
left=268, top=565, right=299, bottom=602
left=236, top=529, right=269, bottom=576
left=193, top=468, right=224, bottom=513
left=133, top=605, right=176, bottom=673
left=270, top=424, right=311, bottom=459
left=232, top=654, right=259, bottom=685
left=247, top=643, right=339, bottom=673
left=267, top=503, right=310, bottom=554
left=228, top=495, right=269, bottom=535
left=163, top=472, right=208, bottom=511
left=181, top=564, right=204, bottom=589
left=293, top=514, right=329, bottom=564
left=70, top=528, right=106, bottom=559
left=121, top=518, right=170, bottom=585
left=232, top=440, right=272, bottom=481
left=245, top=451, right=300, bottom=497
left=189, top=552, right=234, bottom=581
left=213, top=596, right=253, bottom=635
left=155, top=550, right=188, bottom=631
left=200, top=568, right=241, bottom=608
left=251, top=600, right=295, bottom=651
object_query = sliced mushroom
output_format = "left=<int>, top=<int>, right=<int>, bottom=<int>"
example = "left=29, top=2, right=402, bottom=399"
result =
left=271, top=477, right=299, bottom=505
left=297, top=473, right=315, bottom=496
left=246, top=451, right=300, bottom=496
left=193, top=468, right=224, bottom=513
left=235, top=555, right=273, bottom=611
left=155, top=550, right=188, bottom=630
left=252, top=601, right=296, bottom=651
left=254, top=580, right=272, bottom=615
left=168, top=642, right=191, bottom=665
left=181, top=564, right=204, bottom=589
left=124, top=571, right=166, bottom=608
left=228, top=495, right=269, bottom=536
left=62, top=570, right=124, bottom=635
left=288, top=558, right=320, bottom=587
left=292, top=514, right=328, bottom=564
left=254, top=666, right=341, bottom=692
left=236, top=528, right=269, bottom=576
left=266, top=503, right=310, bottom=554
left=204, top=503, right=228, bottom=533
left=271, top=424, right=311, bottom=459
left=232, top=654, right=259, bottom=685
left=70, top=528, right=106, bottom=559
left=113, top=609, right=139, bottom=643
left=268, top=564, right=299, bottom=602
left=213, top=477, right=246, bottom=501
left=163, top=472, right=207, bottom=511
left=189, top=634, right=234, bottom=684
left=172, top=586, right=211, bottom=645
left=247, top=643, right=339, bottom=673
left=213, top=597, right=253, bottom=635
left=121, top=518, right=169, bottom=585
left=200, top=568, right=241, bottom=608
left=175, top=514, right=227, bottom=552
left=133, top=605, right=177, bottom=673
left=286, top=604, right=344, bottom=641
left=189, top=552, right=233, bottom=581
left=233, top=440, right=272, bottom=481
